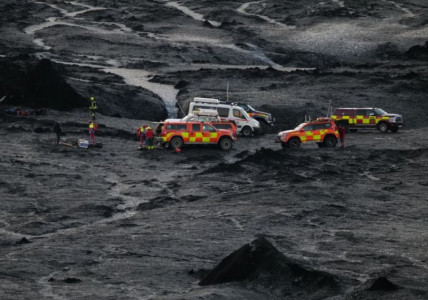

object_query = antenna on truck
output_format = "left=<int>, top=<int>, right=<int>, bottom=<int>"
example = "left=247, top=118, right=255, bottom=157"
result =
left=326, top=100, right=333, bottom=117
left=226, top=81, right=229, bottom=102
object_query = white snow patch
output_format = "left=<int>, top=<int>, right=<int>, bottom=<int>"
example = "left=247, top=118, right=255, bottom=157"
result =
left=166, top=1, right=221, bottom=27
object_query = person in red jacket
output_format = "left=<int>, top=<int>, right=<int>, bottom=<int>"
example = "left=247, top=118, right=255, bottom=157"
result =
left=137, top=124, right=147, bottom=148
left=145, top=126, right=154, bottom=150
left=88, top=121, right=97, bottom=145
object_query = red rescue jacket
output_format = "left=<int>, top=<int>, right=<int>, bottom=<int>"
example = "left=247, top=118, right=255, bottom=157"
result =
left=145, top=129, right=154, bottom=138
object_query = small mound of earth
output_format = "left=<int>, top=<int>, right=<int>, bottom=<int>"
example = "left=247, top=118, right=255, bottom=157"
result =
left=345, top=275, right=428, bottom=299
left=406, top=42, right=428, bottom=60
left=199, top=236, right=342, bottom=299
left=367, top=277, right=399, bottom=291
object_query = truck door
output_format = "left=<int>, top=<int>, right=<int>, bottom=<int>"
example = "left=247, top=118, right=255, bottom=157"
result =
left=190, top=123, right=202, bottom=143
left=368, top=109, right=377, bottom=125
left=232, top=108, right=247, bottom=132
left=202, top=124, right=217, bottom=143
left=356, top=109, right=368, bottom=126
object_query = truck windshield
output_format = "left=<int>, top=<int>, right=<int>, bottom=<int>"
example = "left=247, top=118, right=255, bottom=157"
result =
left=247, top=105, right=256, bottom=112
left=374, top=108, right=387, bottom=115
left=294, top=123, right=306, bottom=130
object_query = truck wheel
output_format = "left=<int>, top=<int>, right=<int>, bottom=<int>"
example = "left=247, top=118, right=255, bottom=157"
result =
left=170, top=137, right=183, bottom=149
left=219, top=137, right=233, bottom=151
left=317, top=142, right=326, bottom=148
left=287, top=138, right=301, bottom=148
left=281, top=143, right=288, bottom=149
left=378, top=122, right=389, bottom=133
left=323, top=135, right=337, bottom=148
left=241, top=126, right=252, bottom=137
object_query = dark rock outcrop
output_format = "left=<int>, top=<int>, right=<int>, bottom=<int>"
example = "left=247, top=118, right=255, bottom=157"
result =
left=199, top=236, right=342, bottom=299
left=368, top=276, right=399, bottom=291
left=406, top=41, right=428, bottom=60
left=0, top=58, right=85, bottom=110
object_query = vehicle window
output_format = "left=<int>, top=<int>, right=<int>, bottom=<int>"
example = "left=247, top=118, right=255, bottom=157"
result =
left=193, top=105, right=214, bottom=112
left=356, top=109, right=368, bottom=116
left=217, top=107, right=229, bottom=117
left=367, top=110, right=376, bottom=116
left=202, top=124, right=215, bottom=132
left=334, top=109, right=347, bottom=116
left=304, top=125, right=314, bottom=131
left=294, top=123, right=305, bottom=130
left=239, top=104, right=250, bottom=112
left=313, top=123, right=327, bottom=130
left=233, top=109, right=245, bottom=119
left=166, top=124, right=187, bottom=130
left=213, top=124, right=231, bottom=130
left=247, top=105, right=256, bottom=112
left=192, top=124, right=200, bottom=131
left=374, top=108, right=387, bottom=115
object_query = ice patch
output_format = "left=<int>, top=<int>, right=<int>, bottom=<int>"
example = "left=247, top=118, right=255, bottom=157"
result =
left=331, top=0, right=345, bottom=8
left=34, top=38, right=51, bottom=50
left=166, top=1, right=221, bottom=27
left=103, top=68, right=179, bottom=117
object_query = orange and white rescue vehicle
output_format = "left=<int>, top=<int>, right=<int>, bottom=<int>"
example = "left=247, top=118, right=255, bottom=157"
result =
left=159, top=121, right=237, bottom=151
left=276, top=118, right=340, bottom=148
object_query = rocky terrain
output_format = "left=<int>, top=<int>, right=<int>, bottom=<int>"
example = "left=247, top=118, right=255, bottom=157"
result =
left=1, top=0, right=428, bottom=299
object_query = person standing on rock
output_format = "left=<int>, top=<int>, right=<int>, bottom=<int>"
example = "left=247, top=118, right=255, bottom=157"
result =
left=53, top=122, right=62, bottom=145
left=89, top=97, right=97, bottom=120
left=88, top=121, right=97, bottom=145
left=145, top=126, right=154, bottom=150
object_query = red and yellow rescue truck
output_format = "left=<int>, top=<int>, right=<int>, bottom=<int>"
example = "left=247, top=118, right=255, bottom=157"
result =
left=276, top=118, right=339, bottom=148
left=332, top=107, right=404, bottom=133
left=159, top=121, right=237, bottom=151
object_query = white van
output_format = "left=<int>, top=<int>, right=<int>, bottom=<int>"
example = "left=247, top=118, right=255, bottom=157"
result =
left=188, top=97, right=260, bottom=136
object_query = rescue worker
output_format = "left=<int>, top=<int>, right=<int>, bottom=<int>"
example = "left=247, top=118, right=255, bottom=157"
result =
left=53, top=122, right=62, bottom=145
left=88, top=121, right=97, bottom=145
left=89, top=97, right=97, bottom=120
left=145, top=126, right=154, bottom=150
left=338, top=124, right=346, bottom=148
left=137, top=124, right=147, bottom=148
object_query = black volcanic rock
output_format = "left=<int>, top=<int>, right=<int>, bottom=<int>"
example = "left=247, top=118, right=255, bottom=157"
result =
left=199, top=236, right=341, bottom=299
left=406, top=41, right=428, bottom=60
left=24, top=59, right=85, bottom=110
left=368, top=277, right=399, bottom=291
left=1, top=58, right=85, bottom=110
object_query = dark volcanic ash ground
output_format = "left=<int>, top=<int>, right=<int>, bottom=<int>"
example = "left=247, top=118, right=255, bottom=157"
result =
left=1, top=0, right=428, bottom=299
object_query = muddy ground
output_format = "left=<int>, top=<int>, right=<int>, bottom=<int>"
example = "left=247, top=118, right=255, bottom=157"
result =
left=1, top=0, right=428, bottom=299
